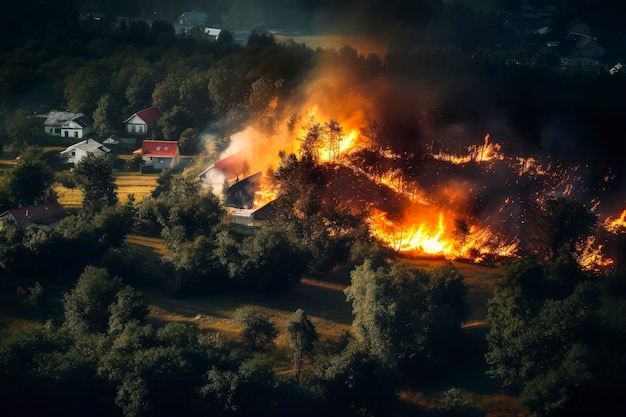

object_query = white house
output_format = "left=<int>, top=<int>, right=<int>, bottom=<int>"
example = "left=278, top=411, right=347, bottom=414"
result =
left=133, top=140, right=179, bottom=170
left=44, top=111, right=87, bottom=136
left=60, top=115, right=93, bottom=139
left=60, top=138, right=111, bottom=165
left=123, top=106, right=162, bottom=136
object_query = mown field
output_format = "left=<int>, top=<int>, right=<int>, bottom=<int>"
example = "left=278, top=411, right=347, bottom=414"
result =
left=54, top=171, right=159, bottom=209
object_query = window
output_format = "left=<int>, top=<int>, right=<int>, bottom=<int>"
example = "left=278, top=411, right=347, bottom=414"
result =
left=164, top=147, right=168, bottom=151
left=137, top=125, right=143, bottom=132
left=74, top=131, right=78, bottom=138
left=156, top=146, right=161, bottom=151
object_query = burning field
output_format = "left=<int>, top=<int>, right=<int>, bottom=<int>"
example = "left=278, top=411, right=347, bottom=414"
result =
left=207, top=48, right=626, bottom=271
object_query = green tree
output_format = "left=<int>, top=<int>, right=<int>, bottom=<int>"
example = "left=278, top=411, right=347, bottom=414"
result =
left=63, top=266, right=123, bottom=334
left=313, top=345, right=398, bottom=416
left=64, top=61, right=107, bottom=114
left=73, top=152, right=118, bottom=212
left=234, top=227, right=308, bottom=291
left=345, top=260, right=468, bottom=370
left=529, top=197, right=597, bottom=261
left=2, top=109, right=40, bottom=150
left=179, top=127, right=199, bottom=154
left=92, top=93, right=118, bottom=137
left=4, top=147, right=55, bottom=207
left=108, top=285, right=149, bottom=335
left=158, top=105, right=191, bottom=140
left=234, top=306, right=278, bottom=351
left=287, top=308, right=318, bottom=383
left=485, top=258, right=626, bottom=416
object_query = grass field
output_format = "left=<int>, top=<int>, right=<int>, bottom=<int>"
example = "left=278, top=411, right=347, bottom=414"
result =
left=114, top=171, right=159, bottom=203
left=54, top=171, right=160, bottom=208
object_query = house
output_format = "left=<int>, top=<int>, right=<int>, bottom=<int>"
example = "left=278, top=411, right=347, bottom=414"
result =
left=44, top=111, right=87, bottom=136
left=225, top=172, right=262, bottom=209
left=0, top=202, right=68, bottom=228
left=199, top=152, right=253, bottom=193
left=133, top=140, right=179, bottom=169
left=60, top=115, right=94, bottom=139
left=178, top=11, right=209, bottom=28
left=60, top=138, right=111, bottom=165
left=230, top=201, right=276, bottom=227
left=562, top=18, right=605, bottom=70
left=123, top=106, right=162, bottom=136
left=204, top=27, right=222, bottom=41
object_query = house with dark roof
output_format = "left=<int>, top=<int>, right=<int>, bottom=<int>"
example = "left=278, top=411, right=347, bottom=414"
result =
left=123, top=106, right=162, bottom=136
left=225, top=172, right=262, bottom=209
left=0, top=202, right=68, bottom=228
left=60, top=115, right=94, bottom=139
left=44, top=111, right=91, bottom=137
left=133, top=140, right=179, bottom=169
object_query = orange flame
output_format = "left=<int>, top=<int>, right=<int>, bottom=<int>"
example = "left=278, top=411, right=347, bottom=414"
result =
left=605, top=209, right=626, bottom=233
left=576, top=236, right=614, bottom=272
left=432, top=134, right=504, bottom=164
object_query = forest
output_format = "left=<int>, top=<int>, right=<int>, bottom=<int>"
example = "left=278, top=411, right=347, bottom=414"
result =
left=1, top=1, right=626, bottom=416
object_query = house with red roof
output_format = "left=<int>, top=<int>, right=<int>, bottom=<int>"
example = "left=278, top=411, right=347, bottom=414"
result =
left=0, top=202, right=68, bottom=228
left=133, top=140, right=180, bottom=169
left=123, top=106, right=162, bottom=136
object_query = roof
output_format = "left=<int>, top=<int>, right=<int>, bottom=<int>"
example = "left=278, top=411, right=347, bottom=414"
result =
left=135, top=140, right=179, bottom=157
left=44, top=111, right=85, bottom=127
left=60, top=139, right=110, bottom=155
left=213, top=152, right=246, bottom=178
left=225, top=172, right=262, bottom=209
left=62, top=115, right=92, bottom=128
left=1, top=202, right=67, bottom=225
left=124, top=106, right=162, bottom=124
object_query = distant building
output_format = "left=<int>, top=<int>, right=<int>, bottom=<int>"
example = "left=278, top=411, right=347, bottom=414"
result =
left=59, top=138, right=111, bottom=165
left=0, top=202, right=68, bottom=228
left=133, top=140, right=180, bottom=170
left=123, top=106, right=162, bottom=136
left=177, top=11, right=209, bottom=28
left=44, top=111, right=91, bottom=137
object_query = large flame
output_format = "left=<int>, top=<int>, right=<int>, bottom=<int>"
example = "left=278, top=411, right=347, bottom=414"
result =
left=200, top=47, right=623, bottom=270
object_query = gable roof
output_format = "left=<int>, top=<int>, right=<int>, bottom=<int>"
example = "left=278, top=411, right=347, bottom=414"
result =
left=60, top=139, right=110, bottom=155
left=124, top=106, right=162, bottom=124
left=225, top=171, right=262, bottom=208
left=44, top=111, right=85, bottom=127
left=61, top=115, right=92, bottom=128
left=135, top=140, right=179, bottom=157
left=212, top=152, right=248, bottom=179
left=1, top=202, right=67, bottom=225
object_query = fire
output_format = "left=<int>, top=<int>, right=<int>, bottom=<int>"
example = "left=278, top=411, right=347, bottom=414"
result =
left=432, top=134, right=504, bottom=164
left=605, top=209, right=626, bottom=233
left=368, top=209, right=454, bottom=256
left=576, top=236, right=614, bottom=272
